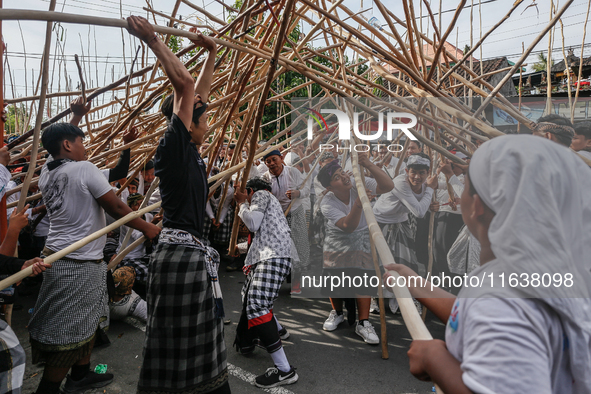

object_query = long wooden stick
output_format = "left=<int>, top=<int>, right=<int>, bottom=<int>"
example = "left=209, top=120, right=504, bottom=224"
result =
left=473, top=0, right=574, bottom=118
left=15, top=0, right=56, bottom=214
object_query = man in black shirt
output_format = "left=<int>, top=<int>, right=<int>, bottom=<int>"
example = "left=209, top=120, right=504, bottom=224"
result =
left=126, top=16, right=230, bottom=394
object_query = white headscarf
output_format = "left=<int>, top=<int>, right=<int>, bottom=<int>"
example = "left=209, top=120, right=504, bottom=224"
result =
left=469, top=134, right=591, bottom=393
left=283, top=152, right=300, bottom=167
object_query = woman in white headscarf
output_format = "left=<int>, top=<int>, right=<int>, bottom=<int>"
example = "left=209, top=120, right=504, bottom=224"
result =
left=384, top=135, right=591, bottom=394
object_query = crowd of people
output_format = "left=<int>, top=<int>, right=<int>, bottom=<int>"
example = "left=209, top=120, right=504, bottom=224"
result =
left=0, top=14, right=589, bottom=394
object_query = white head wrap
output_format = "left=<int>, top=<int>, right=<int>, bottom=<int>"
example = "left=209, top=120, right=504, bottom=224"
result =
left=406, top=154, right=430, bottom=168
left=469, top=135, right=591, bottom=393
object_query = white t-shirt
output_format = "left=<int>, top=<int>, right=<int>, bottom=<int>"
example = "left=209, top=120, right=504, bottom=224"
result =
left=576, top=150, right=591, bottom=160
left=446, top=264, right=574, bottom=394
left=262, top=165, right=310, bottom=212
left=436, top=173, right=464, bottom=214
left=321, top=177, right=377, bottom=232
left=118, top=213, right=153, bottom=260
left=0, top=165, right=11, bottom=200
left=40, top=160, right=113, bottom=260
left=5, top=180, right=19, bottom=218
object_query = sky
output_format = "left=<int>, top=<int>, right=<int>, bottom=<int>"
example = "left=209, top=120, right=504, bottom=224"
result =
left=2, top=0, right=591, bottom=104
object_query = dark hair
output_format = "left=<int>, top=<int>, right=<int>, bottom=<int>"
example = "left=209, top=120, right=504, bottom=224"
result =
left=228, top=143, right=236, bottom=150
left=246, top=177, right=272, bottom=194
left=406, top=152, right=430, bottom=171
left=41, top=123, right=85, bottom=157
left=537, top=114, right=573, bottom=128
left=409, top=140, right=422, bottom=151
left=143, top=160, right=154, bottom=172
left=574, top=121, right=591, bottom=140
left=130, top=178, right=139, bottom=187
left=161, top=93, right=208, bottom=125
left=536, top=115, right=574, bottom=147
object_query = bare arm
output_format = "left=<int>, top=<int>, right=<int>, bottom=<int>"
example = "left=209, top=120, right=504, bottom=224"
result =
left=0, top=206, right=29, bottom=256
left=126, top=16, right=194, bottom=130
left=334, top=196, right=364, bottom=234
left=189, top=27, right=217, bottom=101
left=96, top=191, right=160, bottom=240
left=358, top=154, right=394, bottom=194
left=407, top=339, right=473, bottom=394
left=69, top=96, right=91, bottom=127
left=384, top=263, right=455, bottom=323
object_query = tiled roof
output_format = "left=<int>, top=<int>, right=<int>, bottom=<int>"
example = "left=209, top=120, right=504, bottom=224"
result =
left=552, top=55, right=591, bottom=72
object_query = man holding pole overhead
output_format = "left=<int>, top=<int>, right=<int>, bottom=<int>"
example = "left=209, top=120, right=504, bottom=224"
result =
left=126, top=16, right=230, bottom=394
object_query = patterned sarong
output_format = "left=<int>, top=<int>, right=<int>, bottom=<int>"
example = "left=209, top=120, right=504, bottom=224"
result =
left=322, top=227, right=373, bottom=270
left=322, top=227, right=377, bottom=297
left=379, top=220, right=420, bottom=272
left=120, top=257, right=149, bottom=283
left=138, top=241, right=227, bottom=394
left=241, top=258, right=291, bottom=325
left=28, top=258, right=108, bottom=349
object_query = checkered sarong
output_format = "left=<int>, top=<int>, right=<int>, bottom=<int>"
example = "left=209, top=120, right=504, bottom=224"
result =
left=286, top=205, right=309, bottom=270
left=121, top=257, right=149, bottom=283
left=0, top=321, right=25, bottom=394
left=212, top=204, right=234, bottom=245
left=379, top=220, right=419, bottom=271
left=28, top=259, right=108, bottom=348
left=138, top=242, right=227, bottom=393
left=241, top=258, right=291, bottom=321
left=202, top=216, right=212, bottom=241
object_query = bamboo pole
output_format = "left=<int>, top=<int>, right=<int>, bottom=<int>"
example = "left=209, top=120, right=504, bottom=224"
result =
left=15, top=0, right=56, bottom=214
left=0, top=202, right=161, bottom=290
left=571, top=0, right=591, bottom=122
left=349, top=139, right=442, bottom=394
left=473, top=0, right=574, bottom=118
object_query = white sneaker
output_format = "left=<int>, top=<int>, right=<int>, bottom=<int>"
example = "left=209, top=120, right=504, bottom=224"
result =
left=355, top=320, right=379, bottom=345
left=389, top=298, right=422, bottom=315
left=369, top=298, right=380, bottom=314
left=323, top=310, right=345, bottom=331
left=389, top=298, right=399, bottom=314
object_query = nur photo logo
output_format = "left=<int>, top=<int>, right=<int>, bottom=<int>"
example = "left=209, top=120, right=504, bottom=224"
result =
left=305, top=107, right=418, bottom=153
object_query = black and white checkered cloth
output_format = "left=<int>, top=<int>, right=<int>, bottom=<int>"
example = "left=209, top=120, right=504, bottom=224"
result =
left=379, top=220, right=420, bottom=272
left=212, top=204, right=234, bottom=245
left=287, top=205, right=310, bottom=270
left=138, top=241, right=227, bottom=393
left=0, top=320, right=25, bottom=394
left=28, top=259, right=108, bottom=347
left=202, top=216, right=212, bottom=241
left=241, top=258, right=291, bottom=321
left=121, top=257, right=149, bottom=283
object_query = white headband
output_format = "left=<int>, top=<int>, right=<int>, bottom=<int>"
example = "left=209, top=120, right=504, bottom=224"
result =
left=406, top=155, right=430, bottom=167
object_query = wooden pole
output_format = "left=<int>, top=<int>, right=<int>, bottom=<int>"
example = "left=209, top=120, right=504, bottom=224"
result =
left=0, top=0, right=7, bottom=242
left=0, top=202, right=161, bottom=290
left=15, top=0, right=56, bottom=214
left=473, top=0, right=574, bottom=118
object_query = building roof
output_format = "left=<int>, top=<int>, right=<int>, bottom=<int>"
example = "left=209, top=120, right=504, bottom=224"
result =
left=551, top=51, right=591, bottom=72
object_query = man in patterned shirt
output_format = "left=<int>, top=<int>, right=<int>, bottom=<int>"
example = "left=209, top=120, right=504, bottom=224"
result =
left=233, top=177, right=299, bottom=389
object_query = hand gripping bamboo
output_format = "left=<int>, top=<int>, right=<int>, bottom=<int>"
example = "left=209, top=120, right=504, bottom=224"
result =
left=0, top=202, right=161, bottom=290
left=349, top=148, right=443, bottom=394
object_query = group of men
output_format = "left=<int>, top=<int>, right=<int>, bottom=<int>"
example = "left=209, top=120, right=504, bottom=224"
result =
left=0, top=13, right=589, bottom=394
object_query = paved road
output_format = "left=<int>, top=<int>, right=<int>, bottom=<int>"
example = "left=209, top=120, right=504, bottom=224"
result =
left=12, top=256, right=445, bottom=394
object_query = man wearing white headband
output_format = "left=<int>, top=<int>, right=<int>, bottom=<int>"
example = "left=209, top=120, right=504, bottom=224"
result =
left=372, top=152, right=438, bottom=314
left=385, top=135, right=591, bottom=394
